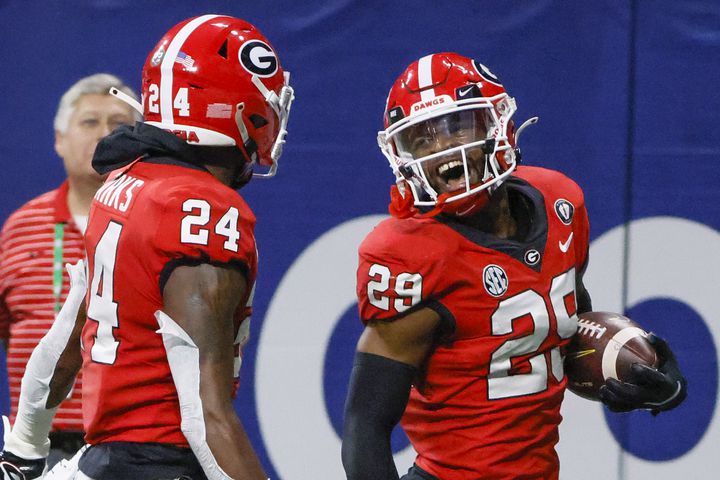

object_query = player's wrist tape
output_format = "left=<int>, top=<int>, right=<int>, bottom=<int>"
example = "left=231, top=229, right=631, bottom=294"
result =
left=3, top=415, right=51, bottom=460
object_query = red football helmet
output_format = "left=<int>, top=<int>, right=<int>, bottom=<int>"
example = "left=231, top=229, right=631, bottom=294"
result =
left=378, top=53, right=535, bottom=216
left=118, top=14, right=294, bottom=178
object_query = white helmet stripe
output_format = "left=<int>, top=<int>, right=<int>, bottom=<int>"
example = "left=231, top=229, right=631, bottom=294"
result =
left=418, top=54, right=435, bottom=101
left=159, top=14, right=220, bottom=124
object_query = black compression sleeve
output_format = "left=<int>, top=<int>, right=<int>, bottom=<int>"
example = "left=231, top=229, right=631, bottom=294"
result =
left=576, top=279, right=592, bottom=314
left=341, top=352, right=416, bottom=480
left=576, top=247, right=593, bottom=314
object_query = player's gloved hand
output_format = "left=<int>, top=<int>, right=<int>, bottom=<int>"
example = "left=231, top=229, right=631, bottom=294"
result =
left=1, top=417, right=47, bottom=480
left=599, top=333, right=687, bottom=415
left=0, top=450, right=45, bottom=480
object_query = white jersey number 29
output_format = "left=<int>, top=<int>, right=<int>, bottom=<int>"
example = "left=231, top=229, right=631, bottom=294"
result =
left=367, top=263, right=423, bottom=313
left=488, top=269, right=578, bottom=399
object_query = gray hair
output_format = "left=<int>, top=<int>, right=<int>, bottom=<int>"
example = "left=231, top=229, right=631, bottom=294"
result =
left=53, top=73, right=141, bottom=133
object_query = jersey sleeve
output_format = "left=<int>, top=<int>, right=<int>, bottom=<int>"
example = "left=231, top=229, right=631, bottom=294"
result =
left=0, top=294, right=10, bottom=342
left=356, top=219, right=444, bottom=324
left=0, top=215, right=16, bottom=340
left=151, top=182, right=258, bottom=288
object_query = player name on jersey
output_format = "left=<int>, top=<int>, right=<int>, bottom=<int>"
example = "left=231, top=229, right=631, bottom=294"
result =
left=94, top=174, right=145, bottom=213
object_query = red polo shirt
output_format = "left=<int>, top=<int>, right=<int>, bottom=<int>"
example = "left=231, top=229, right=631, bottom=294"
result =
left=0, top=181, right=85, bottom=431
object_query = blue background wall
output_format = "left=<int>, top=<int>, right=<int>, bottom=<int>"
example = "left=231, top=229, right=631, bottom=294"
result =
left=0, top=1, right=718, bottom=479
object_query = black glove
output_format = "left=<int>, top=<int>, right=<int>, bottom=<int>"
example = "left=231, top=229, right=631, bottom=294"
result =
left=598, top=333, right=687, bottom=415
left=0, top=450, right=45, bottom=480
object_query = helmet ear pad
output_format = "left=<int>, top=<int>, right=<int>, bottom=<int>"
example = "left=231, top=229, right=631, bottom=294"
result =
left=234, top=99, right=279, bottom=167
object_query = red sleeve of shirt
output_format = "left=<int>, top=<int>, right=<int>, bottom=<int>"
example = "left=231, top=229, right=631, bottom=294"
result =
left=151, top=181, right=259, bottom=292
left=0, top=213, right=16, bottom=341
left=357, top=218, right=445, bottom=323
left=573, top=197, right=590, bottom=275
left=0, top=298, right=10, bottom=341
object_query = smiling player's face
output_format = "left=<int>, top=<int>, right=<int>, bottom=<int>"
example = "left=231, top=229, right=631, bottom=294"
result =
left=395, top=109, right=490, bottom=195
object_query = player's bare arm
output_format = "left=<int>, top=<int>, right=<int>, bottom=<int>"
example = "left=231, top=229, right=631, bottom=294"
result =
left=358, top=307, right=441, bottom=367
left=162, top=263, right=266, bottom=480
left=46, top=300, right=86, bottom=408
left=342, top=307, right=441, bottom=480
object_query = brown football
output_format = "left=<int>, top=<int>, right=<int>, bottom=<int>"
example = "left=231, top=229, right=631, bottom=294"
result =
left=564, top=311, right=659, bottom=401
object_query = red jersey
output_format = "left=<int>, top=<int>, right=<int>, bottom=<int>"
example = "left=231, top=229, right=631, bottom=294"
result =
left=0, top=182, right=85, bottom=431
left=81, top=160, right=257, bottom=446
left=357, top=166, right=589, bottom=480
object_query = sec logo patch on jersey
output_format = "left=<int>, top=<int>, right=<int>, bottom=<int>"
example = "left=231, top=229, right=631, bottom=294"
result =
left=483, top=264, right=508, bottom=297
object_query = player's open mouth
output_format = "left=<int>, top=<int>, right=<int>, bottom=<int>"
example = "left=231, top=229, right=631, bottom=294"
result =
left=436, top=159, right=476, bottom=192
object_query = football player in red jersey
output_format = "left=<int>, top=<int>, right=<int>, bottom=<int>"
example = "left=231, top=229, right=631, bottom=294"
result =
left=0, top=14, right=293, bottom=480
left=341, top=53, right=686, bottom=480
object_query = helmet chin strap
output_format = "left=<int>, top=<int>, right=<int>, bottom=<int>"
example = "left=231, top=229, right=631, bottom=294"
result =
left=235, top=95, right=277, bottom=179
left=231, top=102, right=264, bottom=185
left=233, top=103, right=257, bottom=161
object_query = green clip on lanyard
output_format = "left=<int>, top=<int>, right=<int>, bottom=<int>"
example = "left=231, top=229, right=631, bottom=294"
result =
left=53, top=223, right=65, bottom=313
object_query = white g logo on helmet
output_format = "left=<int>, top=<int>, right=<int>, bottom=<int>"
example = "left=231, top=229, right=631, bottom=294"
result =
left=239, top=40, right=278, bottom=77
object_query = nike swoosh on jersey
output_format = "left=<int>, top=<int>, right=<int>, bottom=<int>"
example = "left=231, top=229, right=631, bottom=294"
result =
left=559, top=232, right=574, bottom=253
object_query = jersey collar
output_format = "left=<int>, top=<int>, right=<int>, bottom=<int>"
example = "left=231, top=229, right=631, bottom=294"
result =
left=52, top=180, right=73, bottom=223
